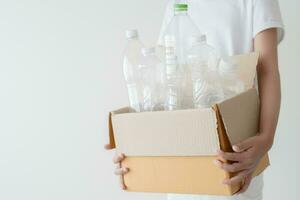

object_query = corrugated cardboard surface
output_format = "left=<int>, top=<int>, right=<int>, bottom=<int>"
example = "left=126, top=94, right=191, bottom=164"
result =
left=122, top=156, right=231, bottom=195
left=111, top=108, right=220, bottom=156
left=122, top=155, right=269, bottom=195
left=108, top=107, right=132, bottom=149
left=218, top=88, right=260, bottom=145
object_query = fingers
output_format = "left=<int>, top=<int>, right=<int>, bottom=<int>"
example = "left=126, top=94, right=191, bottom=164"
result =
left=236, top=175, right=252, bottom=194
left=117, top=161, right=128, bottom=190
left=214, top=160, right=249, bottom=173
left=113, top=153, right=125, bottom=164
left=120, top=174, right=127, bottom=190
left=104, top=143, right=114, bottom=150
left=112, top=153, right=128, bottom=190
left=232, top=137, right=256, bottom=152
left=217, top=150, right=244, bottom=162
left=114, top=166, right=129, bottom=175
left=222, top=170, right=251, bottom=185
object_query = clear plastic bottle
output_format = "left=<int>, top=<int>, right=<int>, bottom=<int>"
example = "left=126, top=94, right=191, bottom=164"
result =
left=138, top=47, right=164, bottom=111
left=123, top=29, right=144, bottom=112
left=163, top=3, right=202, bottom=64
left=188, top=35, right=224, bottom=108
left=162, top=3, right=202, bottom=109
left=219, top=58, right=245, bottom=99
left=164, top=55, right=183, bottom=111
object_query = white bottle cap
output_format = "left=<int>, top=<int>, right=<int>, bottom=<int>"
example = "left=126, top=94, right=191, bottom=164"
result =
left=141, top=47, right=155, bottom=56
left=126, top=29, right=139, bottom=39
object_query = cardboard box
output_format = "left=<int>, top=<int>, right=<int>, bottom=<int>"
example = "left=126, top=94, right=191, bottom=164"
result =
left=107, top=53, right=269, bottom=195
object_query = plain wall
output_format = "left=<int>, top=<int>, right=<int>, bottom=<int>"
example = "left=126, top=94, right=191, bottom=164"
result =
left=0, top=0, right=299, bottom=200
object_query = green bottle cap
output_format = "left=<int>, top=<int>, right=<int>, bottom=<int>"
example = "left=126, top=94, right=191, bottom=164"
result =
left=174, top=4, right=188, bottom=11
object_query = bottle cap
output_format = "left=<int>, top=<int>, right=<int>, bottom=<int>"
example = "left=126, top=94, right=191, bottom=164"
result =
left=126, top=29, right=138, bottom=39
left=174, top=4, right=188, bottom=12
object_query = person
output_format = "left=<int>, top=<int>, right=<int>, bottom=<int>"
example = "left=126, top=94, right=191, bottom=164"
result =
left=105, top=0, right=285, bottom=199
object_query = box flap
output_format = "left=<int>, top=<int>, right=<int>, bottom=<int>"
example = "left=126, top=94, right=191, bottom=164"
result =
left=213, top=105, right=233, bottom=153
left=217, top=88, right=260, bottom=146
left=111, top=107, right=132, bottom=114
left=111, top=108, right=220, bottom=156
left=108, top=112, right=116, bottom=149
left=108, top=107, right=133, bottom=149
left=230, top=52, right=259, bottom=90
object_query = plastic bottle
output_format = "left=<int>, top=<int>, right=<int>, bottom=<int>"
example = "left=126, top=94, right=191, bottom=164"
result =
left=138, top=47, right=164, bottom=111
left=162, top=3, right=202, bottom=109
left=164, top=55, right=183, bottom=111
left=188, top=35, right=224, bottom=108
left=163, top=3, right=202, bottom=63
left=219, top=58, right=245, bottom=99
left=123, top=29, right=144, bottom=112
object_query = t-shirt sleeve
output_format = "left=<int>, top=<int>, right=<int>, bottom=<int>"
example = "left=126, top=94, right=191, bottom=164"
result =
left=253, top=0, right=285, bottom=44
left=157, top=1, right=174, bottom=46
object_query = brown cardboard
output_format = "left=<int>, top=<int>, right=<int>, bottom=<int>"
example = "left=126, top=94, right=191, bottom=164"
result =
left=218, top=88, right=260, bottom=146
left=107, top=52, right=268, bottom=195
left=122, top=156, right=231, bottom=195
left=121, top=155, right=269, bottom=195
left=112, top=108, right=220, bottom=156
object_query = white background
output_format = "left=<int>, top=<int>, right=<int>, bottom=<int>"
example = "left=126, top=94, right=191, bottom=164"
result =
left=0, top=0, right=299, bottom=200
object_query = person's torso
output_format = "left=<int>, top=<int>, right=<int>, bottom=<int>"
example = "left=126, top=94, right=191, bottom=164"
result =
left=186, top=0, right=255, bottom=56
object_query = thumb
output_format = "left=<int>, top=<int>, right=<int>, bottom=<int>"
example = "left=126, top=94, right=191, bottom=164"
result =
left=104, top=143, right=114, bottom=150
left=232, top=137, right=255, bottom=152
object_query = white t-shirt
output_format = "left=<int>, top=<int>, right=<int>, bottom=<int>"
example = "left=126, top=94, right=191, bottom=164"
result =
left=158, top=0, right=284, bottom=57
left=158, top=0, right=284, bottom=200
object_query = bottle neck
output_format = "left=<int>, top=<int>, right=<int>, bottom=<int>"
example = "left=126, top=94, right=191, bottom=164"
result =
left=174, top=10, right=188, bottom=16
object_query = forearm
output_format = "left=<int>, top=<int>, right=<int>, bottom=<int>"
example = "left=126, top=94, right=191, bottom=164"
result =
left=255, top=28, right=281, bottom=151
left=257, top=65, right=281, bottom=150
